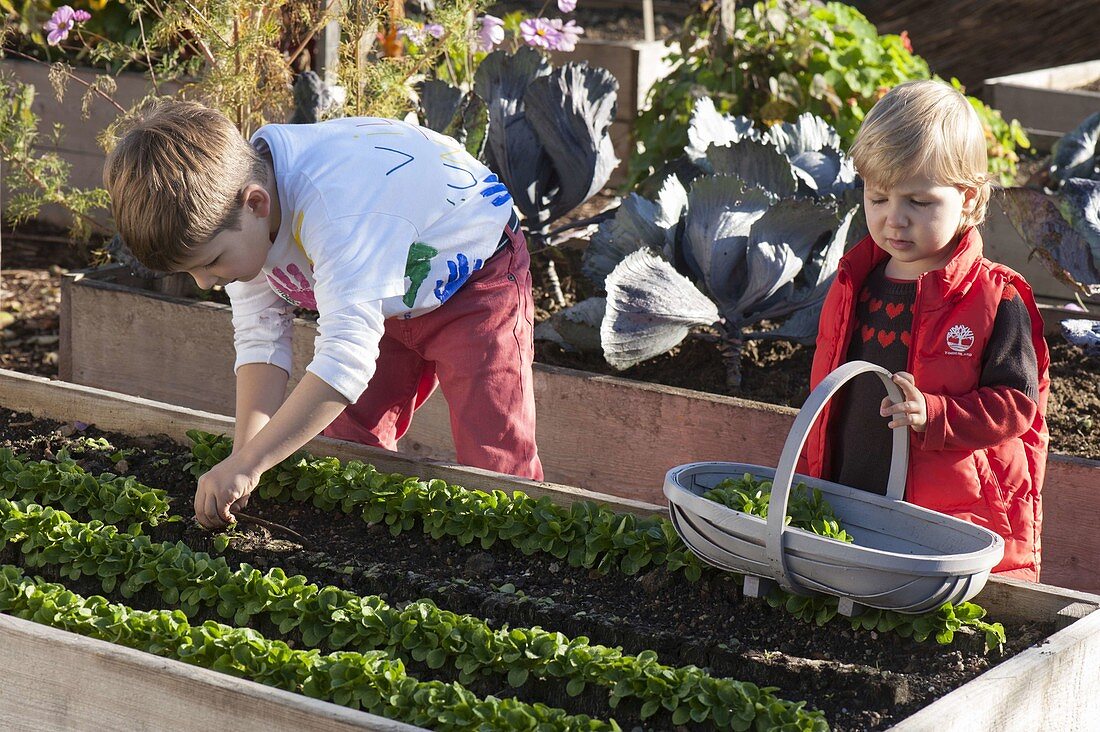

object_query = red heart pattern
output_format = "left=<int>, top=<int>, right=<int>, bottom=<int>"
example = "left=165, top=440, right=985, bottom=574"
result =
left=877, top=330, right=896, bottom=348
left=886, top=302, right=905, bottom=319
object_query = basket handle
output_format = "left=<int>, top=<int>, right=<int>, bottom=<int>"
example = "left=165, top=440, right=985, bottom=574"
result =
left=764, top=360, right=909, bottom=593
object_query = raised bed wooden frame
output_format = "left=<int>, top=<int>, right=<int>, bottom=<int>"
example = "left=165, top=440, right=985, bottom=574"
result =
left=60, top=267, right=1100, bottom=594
left=984, top=59, right=1100, bottom=151
left=1, top=368, right=1099, bottom=730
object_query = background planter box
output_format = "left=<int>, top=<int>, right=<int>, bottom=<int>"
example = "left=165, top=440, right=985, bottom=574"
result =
left=2, top=368, right=1100, bottom=731
left=60, top=267, right=1100, bottom=594
left=0, top=59, right=175, bottom=231
left=2, top=38, right=672, bottom=214
left=984, top=59, right=1100, bottom=150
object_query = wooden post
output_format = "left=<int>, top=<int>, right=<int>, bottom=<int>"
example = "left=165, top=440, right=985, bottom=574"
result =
left=718, top=0, right=736, bottom=43
left=314, top=0, right=342, bottom=84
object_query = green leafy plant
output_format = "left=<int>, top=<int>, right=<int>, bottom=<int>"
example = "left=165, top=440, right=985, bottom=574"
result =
left=703, top=472, right=853, bottom=544
left=629, top=1, right=1028, bottom=189
left=0, top=563, right=617, bottom=731
left=0, top=447, right=173, bottom=532
left=0, top=497, right=829, bottom=731
left=187, top=430, right=1005, bottom=651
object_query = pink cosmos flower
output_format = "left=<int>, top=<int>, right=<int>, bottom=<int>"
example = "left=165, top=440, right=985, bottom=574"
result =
left=398, top=25, right=426, bottom=45
left=476, top=14, right=505, bottom=52
left=550, top=18, right=585, bottom=52
left=44, top=5, right=91, bottom=46
left=558, top=0, right=578, bottom=11
left=520, top=17, right=562, bottom=50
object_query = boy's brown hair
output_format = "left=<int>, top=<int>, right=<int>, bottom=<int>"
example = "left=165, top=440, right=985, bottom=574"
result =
left=103, top=100, right=267, bottom=272
left=849, top=80, right=992, bottom=228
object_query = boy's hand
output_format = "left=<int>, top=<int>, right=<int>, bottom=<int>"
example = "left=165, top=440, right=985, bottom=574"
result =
left=880, top=371, right=927, bottom=432
left=194, top=454, right=260, bottom=529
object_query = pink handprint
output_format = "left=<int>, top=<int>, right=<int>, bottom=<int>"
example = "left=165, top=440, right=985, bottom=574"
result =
left=267, top=263, right=317, bottom=309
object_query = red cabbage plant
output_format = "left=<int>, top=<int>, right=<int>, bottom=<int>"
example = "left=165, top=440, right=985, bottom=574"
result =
left=538, top=98, right=864, bottom=389
left=999, top=112, right=1100, bottom=299
left=999, top=112, right=1100, bottom=352
left=419, top=46, right=619, bottom=240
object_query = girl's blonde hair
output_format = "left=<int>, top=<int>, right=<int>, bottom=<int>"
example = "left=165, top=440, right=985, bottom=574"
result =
left=849, top=80, right=991, bottom=227
left=103, top=100, right=267, bottom=272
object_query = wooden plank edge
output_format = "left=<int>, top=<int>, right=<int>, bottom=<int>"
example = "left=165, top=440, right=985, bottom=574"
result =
left=0, top=614, right=418, bottom=732
left=0, top=368, right=663, bottom=518
left=975, top=576, right=1100, bottom=625
left=887, top=608, right=1100, bottom=732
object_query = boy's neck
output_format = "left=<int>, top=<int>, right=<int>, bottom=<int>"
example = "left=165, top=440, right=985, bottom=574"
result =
left=263, top=154, right=281, bottom=242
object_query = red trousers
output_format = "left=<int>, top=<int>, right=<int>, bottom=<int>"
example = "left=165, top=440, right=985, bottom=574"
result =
left=323, top=229, right=543, bottom=480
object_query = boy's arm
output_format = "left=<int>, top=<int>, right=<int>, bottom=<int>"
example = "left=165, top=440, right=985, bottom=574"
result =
left=195, top=302, right=386, bottom=528
left=195, top=372, right=348, bottom=528
left=919, top=386, right=1037, bottom=451
left=224, top=279, right=297, bottom=452
left=233, top=362, right=290, bottom=451
left=918, top=291, right=1040, bottom=452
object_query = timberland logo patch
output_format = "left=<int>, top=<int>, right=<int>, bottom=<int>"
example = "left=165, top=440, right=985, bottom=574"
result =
left=945, top=324, right=975, bottom=356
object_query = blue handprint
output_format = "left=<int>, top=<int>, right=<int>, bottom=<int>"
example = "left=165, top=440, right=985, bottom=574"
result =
left=434, top=253, right=483, bottom=303
left=479, top=174, right=512, bottom=207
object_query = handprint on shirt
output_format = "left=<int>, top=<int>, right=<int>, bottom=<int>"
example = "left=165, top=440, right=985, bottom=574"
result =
left=403, top=241, right=439, bottom=307
left=479, top=174, right=512, bottom=207
left=268, top=263, right=317, bottom=310
left=434, top=253, right=482, bottom=304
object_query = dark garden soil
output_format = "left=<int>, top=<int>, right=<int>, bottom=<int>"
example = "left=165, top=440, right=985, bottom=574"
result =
left=0, top=405, right=1056, bottom=731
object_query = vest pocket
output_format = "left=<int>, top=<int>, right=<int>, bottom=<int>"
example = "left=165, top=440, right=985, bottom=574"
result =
left=974, top=450, right=1013, bottom=538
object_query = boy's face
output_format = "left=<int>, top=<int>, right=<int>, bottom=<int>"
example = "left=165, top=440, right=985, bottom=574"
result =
left=180, top=187, right=274, bottom=290
left=864, top=171, right=977, bottom=280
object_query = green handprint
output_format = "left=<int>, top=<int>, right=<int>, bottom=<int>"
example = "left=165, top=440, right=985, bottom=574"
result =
left=403, top=241, right=439, bottom=307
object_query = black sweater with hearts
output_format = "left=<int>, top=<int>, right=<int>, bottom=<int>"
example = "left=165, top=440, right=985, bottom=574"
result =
left=829, top=260, right=1038, bottom=495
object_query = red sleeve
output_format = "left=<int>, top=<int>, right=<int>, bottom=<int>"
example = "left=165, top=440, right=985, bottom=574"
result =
left=919, top=386, right=1037, bottom=451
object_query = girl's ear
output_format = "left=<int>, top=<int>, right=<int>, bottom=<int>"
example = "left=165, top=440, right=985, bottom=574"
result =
left=960, top=185, right=979, bottom=217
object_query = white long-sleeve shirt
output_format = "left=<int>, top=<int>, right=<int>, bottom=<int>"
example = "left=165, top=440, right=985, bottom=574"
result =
left=225, top=118, right=514, bottom=402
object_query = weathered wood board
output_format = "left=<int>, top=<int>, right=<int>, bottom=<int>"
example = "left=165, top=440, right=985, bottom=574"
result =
left=0, top=614, right=416, bottom=732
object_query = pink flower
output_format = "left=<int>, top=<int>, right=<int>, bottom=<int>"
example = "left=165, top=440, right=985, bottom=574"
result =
left=476, top=14, right=505, bottom=52
left=425, top=23, right=445, bottom=39
left=550, top=18, right=585, bottom=52
left=557, top=0, right=578, bottom=11
left=899, top=30, right=913, bottom=53
left=520, top=17, right=562, bottom=50
left=398, top=24, right=426, bottom=44
left=44, top=5, right=91, bottom=46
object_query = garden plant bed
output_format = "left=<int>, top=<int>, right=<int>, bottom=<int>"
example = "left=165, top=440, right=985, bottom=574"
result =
left=2, top=371, right=1100, bottom=732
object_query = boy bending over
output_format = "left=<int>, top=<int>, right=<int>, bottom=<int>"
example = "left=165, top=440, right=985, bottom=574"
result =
left=105, top=101, right=543, bottom=529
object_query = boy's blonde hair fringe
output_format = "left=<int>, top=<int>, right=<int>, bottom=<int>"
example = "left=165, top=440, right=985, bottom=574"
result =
left=103, top=100, right=267, bottom=272
left=849, top=80, right=991, bottom=228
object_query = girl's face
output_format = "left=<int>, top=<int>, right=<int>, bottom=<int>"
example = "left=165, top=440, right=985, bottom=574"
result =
left=864, top=171, right=977, bottom=280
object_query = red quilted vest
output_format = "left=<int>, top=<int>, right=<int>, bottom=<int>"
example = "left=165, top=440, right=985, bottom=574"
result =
left=804, top=228, right=1050, bottom=580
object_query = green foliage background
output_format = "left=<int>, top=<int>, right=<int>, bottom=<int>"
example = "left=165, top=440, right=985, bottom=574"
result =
left=629, top=1, right=1030, bottom=188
